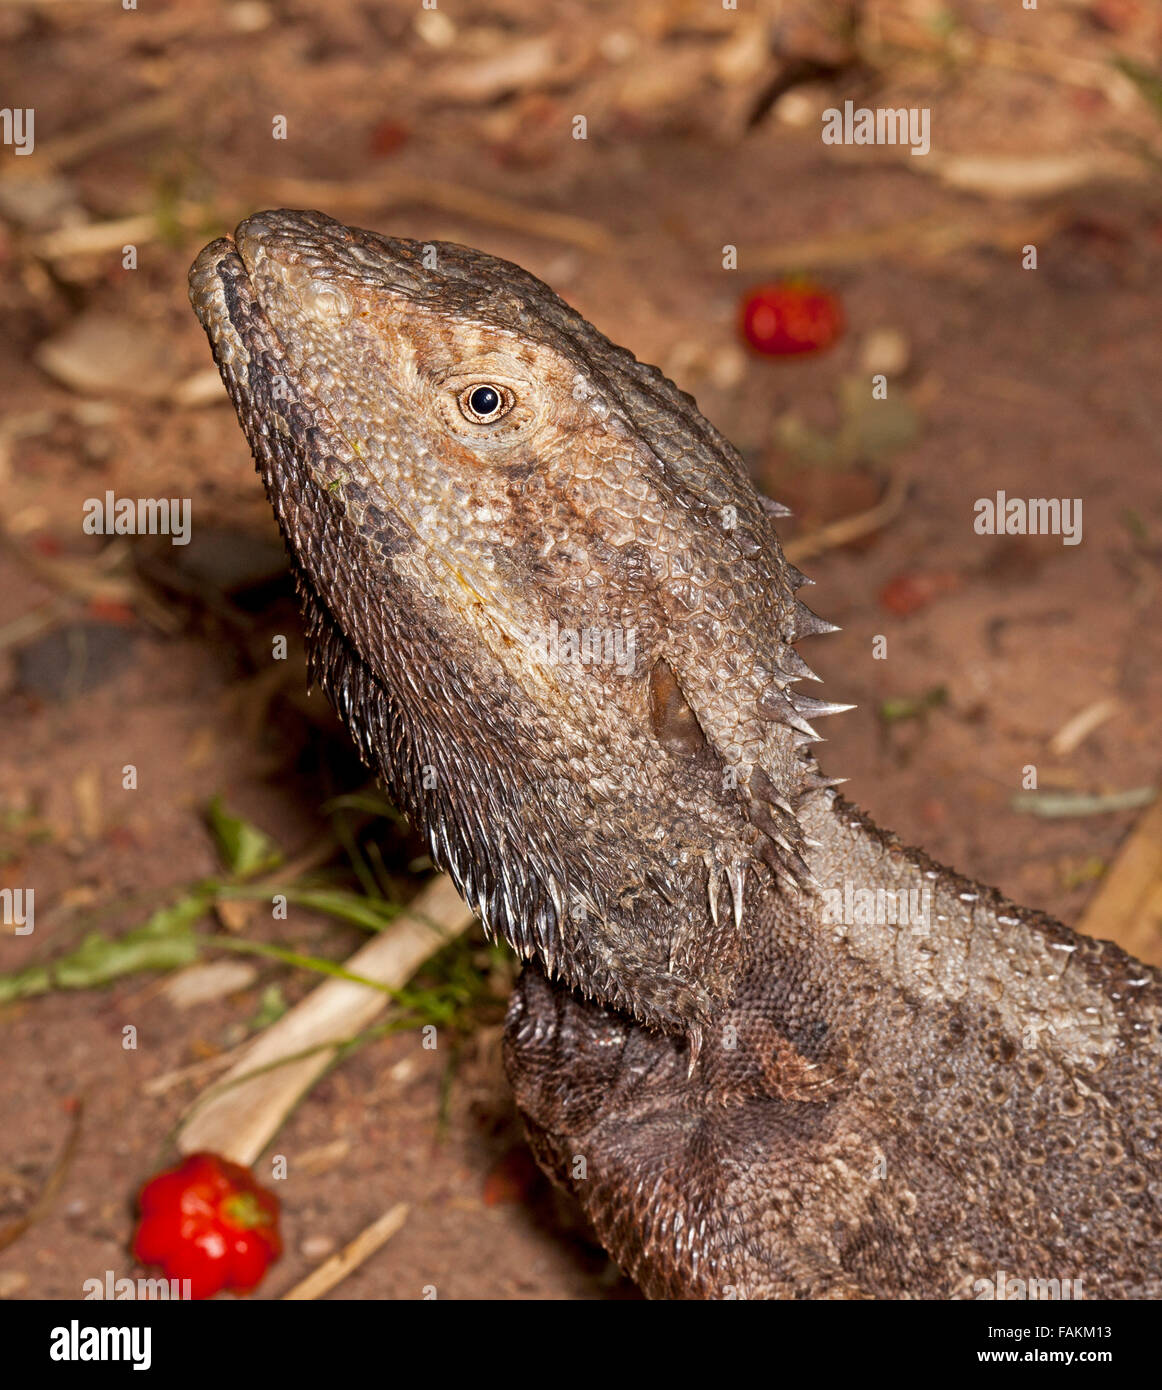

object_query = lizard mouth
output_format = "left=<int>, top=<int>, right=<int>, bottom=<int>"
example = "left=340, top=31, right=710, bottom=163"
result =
left=188, top=233, right=267, bottom=393
left=189, top=217, right=382, bottom=511
left=190, top=208, right=422, bottom=365
left=190, top=218, right=509, bottom=632
left=188, top=211, right=337, bottom=394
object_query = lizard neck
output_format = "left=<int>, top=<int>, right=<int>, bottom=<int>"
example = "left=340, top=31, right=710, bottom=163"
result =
left=747, top=788, right=1158, bottom=1077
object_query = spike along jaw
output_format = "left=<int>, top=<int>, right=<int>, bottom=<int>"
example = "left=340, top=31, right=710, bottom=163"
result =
left=189, top=209, right=852, bottom=1036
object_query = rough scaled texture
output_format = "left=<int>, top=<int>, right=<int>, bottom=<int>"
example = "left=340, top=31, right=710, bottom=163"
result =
left=191, top=210, right=1162, bottom=1299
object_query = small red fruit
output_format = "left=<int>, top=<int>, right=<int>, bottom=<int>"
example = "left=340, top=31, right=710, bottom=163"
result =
left=132, top=1151, right=281, bottom=1299
left=879, top=569, right=961, bottom=617
left=740, top=280, right=844, bottom=356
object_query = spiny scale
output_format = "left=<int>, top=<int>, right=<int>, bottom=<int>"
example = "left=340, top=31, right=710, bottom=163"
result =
left=703, top=857, right=748, bottom=935
left=790, top=694, right=857, bottom=720
left=740, top=526, right=852, bottom=899
left=727, top=859, right=746, bottom=932
left=774, top=647, right=821, bottom=684
left=758, top=496, right=794, bottom=518
left=788, top=598, right=842, bottom=640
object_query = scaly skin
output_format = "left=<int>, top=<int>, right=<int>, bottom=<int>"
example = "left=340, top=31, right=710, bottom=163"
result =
left=190, top=210, right=1162, bottom=1298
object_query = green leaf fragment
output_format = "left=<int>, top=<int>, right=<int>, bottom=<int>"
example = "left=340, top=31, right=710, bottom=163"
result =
left=878, top=687, right=948, bottom=724
left=1115, top=58, right=1162, bottom=119
left=0, top=890, right=211, bottom=1003
left=206, top=797, right=283, bottom=878
left=1010, top=787, right=1157, bottom=819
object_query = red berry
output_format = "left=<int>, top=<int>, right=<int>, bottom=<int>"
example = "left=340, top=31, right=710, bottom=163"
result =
left=740, top=281, right=844, bottom=356
left=132, top=1152, right=281, bottom=1299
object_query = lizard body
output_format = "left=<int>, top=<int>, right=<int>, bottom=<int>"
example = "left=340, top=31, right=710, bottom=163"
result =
left=190, top=210, right=1162, bottom=1298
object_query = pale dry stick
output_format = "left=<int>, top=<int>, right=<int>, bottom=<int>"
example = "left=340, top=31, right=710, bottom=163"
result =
left=261, top=174, right=615, bottom=254
left=1049, top=698, right=1121, bottom=758
left=142, top=1048, right=245, bottom=1099
left=175, top=874, right=474, bottom=1166
left=1013, top=788, right=1156, bottom=818
left=968, top=34, right=1140, bottom=111
left=920, top=151, right=1146, bottom=200
left=1078, top=796, right=1162, bottom=969
left=0, top=93, right=179, bottom=177
left=171, top=367, right=233, bottom=408
left=31, top=177, right=613, bottom=267
left=30, top=213, right=178, bottom=262
left=29, top=207, right=217, bottom=264
left=862, top=15, right=1139, bottom=108
left=281, top=1202, right=410, bottom=1301
left=0, top=1102, right=83, bottom=1253
left=817, top=145, right=1144, bottom=198
left=749, top=211, right=1067, bottom=272
left=783, top=471, right=908, bottom=566
left=0, top=409, right=56, bottom=486
left=0, top=598, right=72, bottom=653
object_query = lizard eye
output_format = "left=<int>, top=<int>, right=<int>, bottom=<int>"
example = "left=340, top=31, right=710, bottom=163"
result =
left=459, top=383, right=514, bottom=424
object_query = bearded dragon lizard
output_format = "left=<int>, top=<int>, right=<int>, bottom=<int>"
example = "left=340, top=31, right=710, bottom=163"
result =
left=190, top=210, right=1162, bottom=1299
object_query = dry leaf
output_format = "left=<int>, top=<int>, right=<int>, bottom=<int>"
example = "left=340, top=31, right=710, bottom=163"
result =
left=35, top=313, right=180, bottom=401
left=161, top=960, right=258, bottom=1010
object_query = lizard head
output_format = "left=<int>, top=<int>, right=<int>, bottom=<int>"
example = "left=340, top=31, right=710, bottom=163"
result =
left=190, top=208, right=850, bottom=1037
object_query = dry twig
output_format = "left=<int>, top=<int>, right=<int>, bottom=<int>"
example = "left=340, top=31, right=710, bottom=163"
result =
left=175, top=875, right=474, bottom=1165
left=281, top=1202, right=410, bottom=1300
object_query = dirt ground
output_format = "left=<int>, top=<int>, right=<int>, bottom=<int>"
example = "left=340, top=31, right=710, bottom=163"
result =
left=2, top=0, right=1162, bottom=1300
